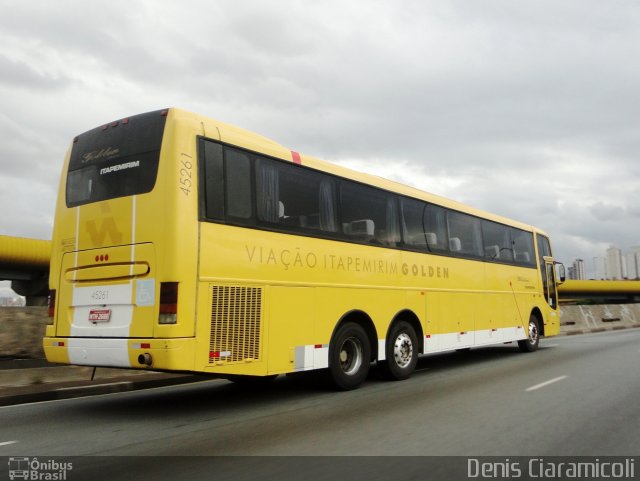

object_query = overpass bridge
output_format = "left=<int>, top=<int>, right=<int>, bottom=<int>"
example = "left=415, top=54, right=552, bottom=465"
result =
left=0, top=235, right=51, bottom=305
left=558, top=279, right=640, bottom=303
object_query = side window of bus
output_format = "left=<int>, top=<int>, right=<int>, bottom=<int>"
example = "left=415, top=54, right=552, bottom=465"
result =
left=201, top=140, right=224, bottom=220
left=481, top=221, right=514, bottom=262
left=423, top=203, right=448, bottom=252
left=339, top=182, right=400, bottom=246
left=200, top=141, right=253, bottom=224
left=537, top=234, right=552, bottom=266
left=225, top=148, right=253, bottom=221
left=255, top=157, right=338, bottom=233
left=400, top=198, right=427, bottom=248
left=255, top=158, right=280, bottom=223
left=402, top=198, right=448, bottom=252
left=511, top=228, right=536, bottom=266
left=447, top=211, right=483, bottom=258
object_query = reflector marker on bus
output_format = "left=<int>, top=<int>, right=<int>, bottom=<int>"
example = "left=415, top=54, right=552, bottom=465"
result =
left=291, top=151, right=302, bottom=164
left=294, top=344, right=329, bottom=371
left=132, top=343, right=151, bottom=349
left=209, top=351, right=232, bottom=359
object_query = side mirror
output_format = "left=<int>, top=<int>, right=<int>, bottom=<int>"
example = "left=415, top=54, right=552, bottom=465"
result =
left=555, top=262, right=566, bottom=284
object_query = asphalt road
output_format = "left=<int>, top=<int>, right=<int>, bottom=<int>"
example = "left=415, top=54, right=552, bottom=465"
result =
left=1, top=329, right=638, bottom=480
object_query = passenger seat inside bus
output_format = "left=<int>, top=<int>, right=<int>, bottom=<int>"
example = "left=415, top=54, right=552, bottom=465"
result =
left=425, top=233, right=438, bottom=248
left=485, top=245, right=500, bottom=259
left=343, top=219, right=375, bottom=241
left=408, top=232, right=439, bottom=248
left=449, top=237, right=462, bottom=252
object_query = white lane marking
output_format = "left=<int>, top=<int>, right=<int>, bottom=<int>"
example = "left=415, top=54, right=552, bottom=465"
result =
left=526, top=375, right=568, bottom=392
left=0, top=440, right=18, bottom=446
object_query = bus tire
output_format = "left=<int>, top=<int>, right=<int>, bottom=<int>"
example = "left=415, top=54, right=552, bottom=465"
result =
left=518, top=315, right=540, bottom=352
left=328, top=322, right=371, bottom=390
left=381, top=321, right=418, bottom=381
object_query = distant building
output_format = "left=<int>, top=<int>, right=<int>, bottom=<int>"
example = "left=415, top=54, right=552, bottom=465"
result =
left=569, top=259, right=585, bottom=280
left=626, top=246, right=640, bottom=280
left=592, top=246, right=640, bottom=280
left=606, top=246, right=624, bottom=280
left=594, top=256, right=607, bottom=280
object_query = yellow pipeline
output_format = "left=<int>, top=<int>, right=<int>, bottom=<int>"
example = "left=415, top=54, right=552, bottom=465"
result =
left=559, top=280, right=640, bottom=295
left=0, top=235, right=51, bottom=267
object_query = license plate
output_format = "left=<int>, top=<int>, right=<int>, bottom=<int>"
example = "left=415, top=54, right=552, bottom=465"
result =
left=88, top=309, right=111, bottom=323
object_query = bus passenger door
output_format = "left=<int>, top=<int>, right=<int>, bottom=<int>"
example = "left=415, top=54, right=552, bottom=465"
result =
left=543, top=260, right=558, bottom=310
left=536, top=234, right=560, bottom=336
left=542, top=258, right=561, bottom=336
left=537, top=234, right=558, bottom=310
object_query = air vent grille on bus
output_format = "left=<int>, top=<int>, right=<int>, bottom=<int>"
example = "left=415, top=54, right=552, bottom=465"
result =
left=209, top=286, right=262, bottom=364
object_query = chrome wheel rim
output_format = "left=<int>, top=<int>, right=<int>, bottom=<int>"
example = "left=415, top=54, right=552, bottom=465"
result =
left=393, top=333, right=413, bottom=368
left=528, top=321, right=539, bottom=345
left=339, top=337, right=363, bottom=375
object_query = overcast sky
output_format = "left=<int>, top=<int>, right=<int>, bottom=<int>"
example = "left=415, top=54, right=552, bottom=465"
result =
left=1, top=0, right=639, bottom=276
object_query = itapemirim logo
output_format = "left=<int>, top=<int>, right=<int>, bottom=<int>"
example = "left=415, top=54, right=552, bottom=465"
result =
left=8, top=457, right=73, bottom=480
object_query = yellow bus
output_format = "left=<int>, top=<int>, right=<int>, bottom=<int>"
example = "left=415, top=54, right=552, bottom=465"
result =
left=44, top=108, right=562, bottom=390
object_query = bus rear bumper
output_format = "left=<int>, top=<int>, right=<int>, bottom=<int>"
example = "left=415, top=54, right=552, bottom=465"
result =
left=43, top=337, right=196, bottom=371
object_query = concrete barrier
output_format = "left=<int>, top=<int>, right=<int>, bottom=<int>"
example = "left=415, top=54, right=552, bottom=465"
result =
left=559, top=303, right=640, bottom=335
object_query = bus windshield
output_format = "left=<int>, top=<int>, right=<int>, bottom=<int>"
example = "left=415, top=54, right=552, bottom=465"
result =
left=66, top=109, right=167, bottom=207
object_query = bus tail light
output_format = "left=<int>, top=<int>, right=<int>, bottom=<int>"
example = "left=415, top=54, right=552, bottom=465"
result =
left=47, top=290, right=56, bottom=322
left=159, top=282, right=178, bottom=324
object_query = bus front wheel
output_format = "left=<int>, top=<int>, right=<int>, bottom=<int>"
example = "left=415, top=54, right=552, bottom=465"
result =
left=518, top=315, right=540, bottom=352
left=328, top=322, right=371, bottom=390
left=381, top=321, right=418, bottom=381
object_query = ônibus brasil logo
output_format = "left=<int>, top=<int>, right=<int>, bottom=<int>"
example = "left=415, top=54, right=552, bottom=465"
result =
left=8, top=457, right=73, bottom=480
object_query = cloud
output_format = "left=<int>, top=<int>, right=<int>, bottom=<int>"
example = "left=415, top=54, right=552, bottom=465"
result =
left=0, top=54, right=69, bottom=91
left=0, top=0, right=638, bottom=265
left=589, top=202, right=626, bottom=222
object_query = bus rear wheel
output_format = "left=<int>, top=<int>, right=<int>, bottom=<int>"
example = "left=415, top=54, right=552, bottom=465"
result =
left=518, top=315, right=540, bottom=352
left=381, top=321, right=418, bottom=381
left=328, top=322, right=371, bottom=390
